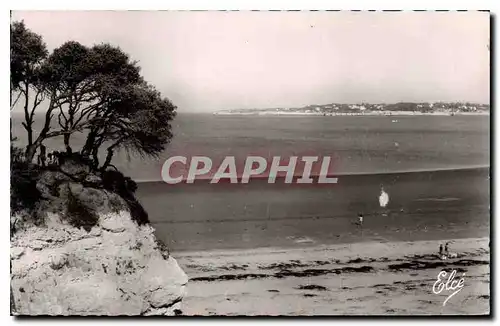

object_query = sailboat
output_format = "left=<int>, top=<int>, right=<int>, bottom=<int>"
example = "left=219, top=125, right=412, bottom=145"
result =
left=379, top=186, right=389, bottom=216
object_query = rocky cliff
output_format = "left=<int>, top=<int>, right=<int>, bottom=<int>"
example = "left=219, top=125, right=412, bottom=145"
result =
left=11, top=158, right=188, bottom=316
left=11, top=211, right=188, bottom=316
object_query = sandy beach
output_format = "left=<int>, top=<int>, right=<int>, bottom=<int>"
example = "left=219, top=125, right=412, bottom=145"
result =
left=175, top=237, right=490, bottom=315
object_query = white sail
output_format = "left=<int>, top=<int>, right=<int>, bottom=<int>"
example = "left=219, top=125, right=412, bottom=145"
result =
left=379, top=189, right=389, bottom=207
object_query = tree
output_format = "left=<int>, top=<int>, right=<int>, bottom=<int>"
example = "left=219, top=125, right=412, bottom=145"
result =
left=11, top=21, right=177, bottom=171
left=82, top=80, right=175, bottom=171
left=10, top=21, right=48, bottom=144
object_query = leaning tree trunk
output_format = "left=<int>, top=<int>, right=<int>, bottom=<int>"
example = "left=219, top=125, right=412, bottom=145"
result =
left=63, top=133, right=73, bottom=154
left=100, top=148, right=114, bottom=172
left=82, top=129, right=98, bottom=157
left=25, top=142, right=38, bottom=163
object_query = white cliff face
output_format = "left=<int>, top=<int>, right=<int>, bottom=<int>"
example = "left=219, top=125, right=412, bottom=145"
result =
left=11, top=211, right=188, bottom=316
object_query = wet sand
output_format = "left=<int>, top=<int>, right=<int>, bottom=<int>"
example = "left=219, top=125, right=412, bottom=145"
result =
left=138, top=167, right=490, bottom=252
left=176, top=238, right=490, bottom=315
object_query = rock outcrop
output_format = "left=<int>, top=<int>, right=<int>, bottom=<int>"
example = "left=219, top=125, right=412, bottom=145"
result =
left=33, top=163, right=122, bottom=221
left=11, top=157, right=188, bottom=316
left=11, top=211, right=188, bottom=316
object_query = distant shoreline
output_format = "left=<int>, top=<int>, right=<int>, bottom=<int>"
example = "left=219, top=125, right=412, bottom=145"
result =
left=213, top=111, right=490, bottom=116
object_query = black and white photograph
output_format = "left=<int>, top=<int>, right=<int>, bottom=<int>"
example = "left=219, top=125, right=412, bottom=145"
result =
left=9, top=10, right=490, bottom=316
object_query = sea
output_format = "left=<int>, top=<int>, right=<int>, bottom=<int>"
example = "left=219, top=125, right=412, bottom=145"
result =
left=11, top=113, right=491, bottom=251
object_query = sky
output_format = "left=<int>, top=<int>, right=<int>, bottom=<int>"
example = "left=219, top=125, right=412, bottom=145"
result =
left=12, top=11, right=490, bottom=112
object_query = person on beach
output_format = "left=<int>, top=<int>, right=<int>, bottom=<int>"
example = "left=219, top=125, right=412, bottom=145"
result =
left=357, top=213, right=364, bottom=227
left=444, top=242, right=457, bottom=258
left=439, top=244, right=448, bottom=260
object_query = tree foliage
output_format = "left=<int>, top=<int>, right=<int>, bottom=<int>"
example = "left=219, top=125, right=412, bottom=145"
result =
left=11, top=20, right=177, bottom=172
left=10, top=21, right=48, bottom=93
left=10, top=21, right=48, bottom=144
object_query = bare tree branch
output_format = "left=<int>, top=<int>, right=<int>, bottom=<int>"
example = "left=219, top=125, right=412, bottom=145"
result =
left=10, top=91, right=22, bottom=110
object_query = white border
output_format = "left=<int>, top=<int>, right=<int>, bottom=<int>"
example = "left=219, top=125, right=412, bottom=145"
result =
left=5, top=0, right=500, bottom=11
left=3, top=1, right=498, bottom=325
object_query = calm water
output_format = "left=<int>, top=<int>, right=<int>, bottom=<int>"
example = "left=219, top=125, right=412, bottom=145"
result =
left=11, top=113, right=491, bottom=250
left=11, top=113, right=490, bottom=181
